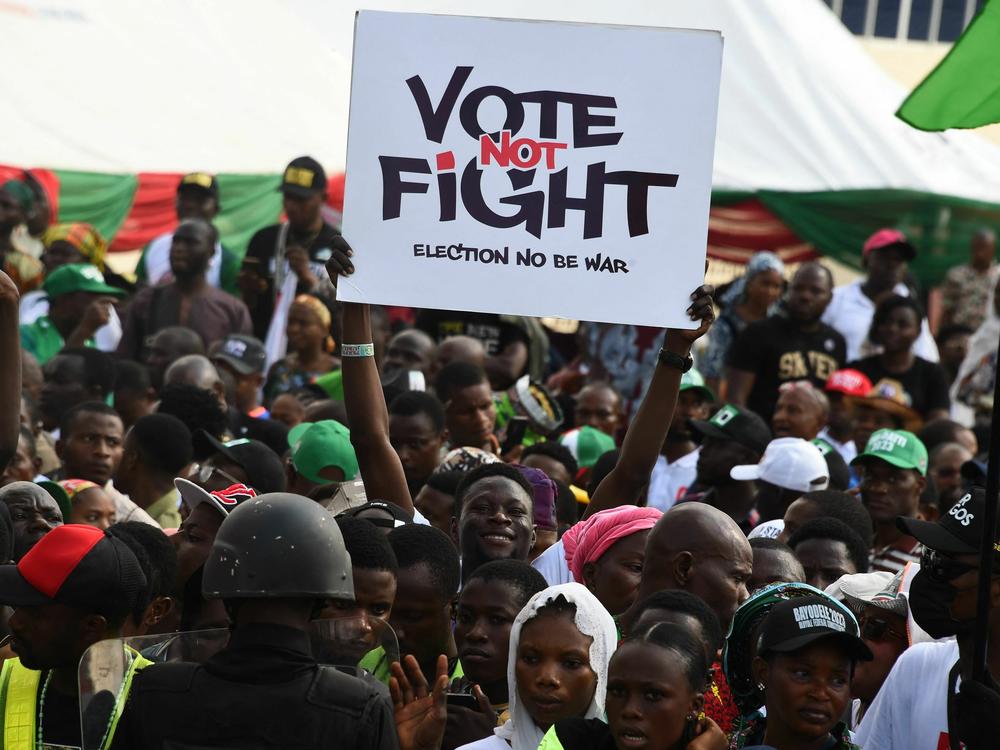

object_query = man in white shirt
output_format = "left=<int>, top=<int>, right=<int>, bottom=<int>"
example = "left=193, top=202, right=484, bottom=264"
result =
left=822, top=228, right=939, bottom=362
left=135, top=173, right=239, bottom=294
left=855, top=487, right=1000, bottom=749
left=647, top=368, right=712, bottom=511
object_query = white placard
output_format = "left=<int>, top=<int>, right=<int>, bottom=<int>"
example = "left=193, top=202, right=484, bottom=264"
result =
left=340, top=10, right=722, bottom=328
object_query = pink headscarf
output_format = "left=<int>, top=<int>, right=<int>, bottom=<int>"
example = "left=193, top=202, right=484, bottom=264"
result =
left=564, top=506, right=662, bottom=583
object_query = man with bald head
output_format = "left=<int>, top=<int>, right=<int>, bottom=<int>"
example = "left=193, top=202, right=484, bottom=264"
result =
left=574, top=382, right=624, bottom=439
left=143, top=326, right=205, bottom=391
left=0, top=481, right=62, bottom=561
left=164, top=354, right=226, bottom=407
left=771, top=381, right=829, bottom=440
left=623, top=502, right=753, bottom=632
left=432, top=335, right=486, bottom=379
left=728, top=262, right=846, bottom=422
left=383, top=328, right=436, bottom=378
left=118, top=218, right=252, bottom=360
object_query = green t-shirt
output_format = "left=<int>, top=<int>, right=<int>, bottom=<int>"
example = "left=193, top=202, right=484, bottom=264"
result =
left=19, top=315, right=94, bottom=365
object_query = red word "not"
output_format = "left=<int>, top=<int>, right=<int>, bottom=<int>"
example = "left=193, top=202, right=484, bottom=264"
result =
left=479, top=130, right=567, bottom=170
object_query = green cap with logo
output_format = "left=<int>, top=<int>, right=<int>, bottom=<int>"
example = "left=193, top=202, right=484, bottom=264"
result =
left=43, top=263, right=125, bottom=299
left=288, top=420, right=359, bottom=484
left=851, top=428, right=928, bottom=476
left=679, top=367, right=715, bottom=402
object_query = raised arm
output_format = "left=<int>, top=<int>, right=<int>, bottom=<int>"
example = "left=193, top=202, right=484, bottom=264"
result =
left=0, top=271, right=21, bottom=471
left=584, top=286, right=715, bottom=518
left=328, top=238, right=414, bottom=515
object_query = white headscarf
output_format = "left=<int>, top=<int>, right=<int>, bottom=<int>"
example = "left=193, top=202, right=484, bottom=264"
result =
left=494, top=582, right=618, bottom=750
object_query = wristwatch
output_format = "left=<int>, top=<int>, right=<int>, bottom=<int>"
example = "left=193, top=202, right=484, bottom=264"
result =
left=657, top=347, right=693, bottom=373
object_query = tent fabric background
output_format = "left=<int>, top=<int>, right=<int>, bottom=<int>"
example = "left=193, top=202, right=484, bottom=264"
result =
left=3, top=161, right=996, bottom=287
left=6, top=1, right=1000, bottom=284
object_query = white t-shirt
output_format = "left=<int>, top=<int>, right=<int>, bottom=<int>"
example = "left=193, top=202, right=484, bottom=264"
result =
left=817, top=427, right=857, bottom=465
left=822, top=280, right=939, bottom=363
left=647, top=449, right=699, bottom=512
left=853, top=639, right=959, bottom=750
left=531, top=538, right=573, bottom=587
left=456, top=734, right=508, bottom=750
left=143, top=231, right=226, bottom=288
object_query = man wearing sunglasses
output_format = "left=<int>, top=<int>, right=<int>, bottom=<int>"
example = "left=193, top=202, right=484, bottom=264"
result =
left=838, top=571, right=915, bottom=727
left=855, top=487, right=1000, bottom=750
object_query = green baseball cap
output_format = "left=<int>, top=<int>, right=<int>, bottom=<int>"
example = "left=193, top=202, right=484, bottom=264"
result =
left=559, top=425, right=616, bottom=469
left=43, top=263, right=125, bottom=299
left=288, top=420, right=359, bottom=484
left=851, top=428, right=928, bottom=476
left=679, top=367, right=715, bottom=402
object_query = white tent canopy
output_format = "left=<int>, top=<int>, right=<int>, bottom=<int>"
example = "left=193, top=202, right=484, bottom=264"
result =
left=5, top=0, right=1000, bottom=203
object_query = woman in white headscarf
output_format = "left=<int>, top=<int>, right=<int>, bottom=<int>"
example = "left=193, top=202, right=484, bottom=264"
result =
left=456, top=582, right=618, bottom=750
left=952, top=273, right=1000, bottom=426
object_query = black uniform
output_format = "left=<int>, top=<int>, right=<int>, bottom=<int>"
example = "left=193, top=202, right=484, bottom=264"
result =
left=113, top=623, right=398, bottom=749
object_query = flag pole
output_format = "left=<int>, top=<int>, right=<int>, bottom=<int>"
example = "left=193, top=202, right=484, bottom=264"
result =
left=972, top=327, right=1000, bottom=683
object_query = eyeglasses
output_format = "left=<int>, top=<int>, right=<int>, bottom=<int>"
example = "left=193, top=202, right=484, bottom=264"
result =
left=190, top=463, right=242, bottom=487
left=860, top=615, right=906, bottom=643
left=921, top=548, right=979, bottom=583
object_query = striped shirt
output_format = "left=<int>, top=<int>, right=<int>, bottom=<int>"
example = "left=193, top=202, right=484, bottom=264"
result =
left=871, top=535, right=922, bottom=574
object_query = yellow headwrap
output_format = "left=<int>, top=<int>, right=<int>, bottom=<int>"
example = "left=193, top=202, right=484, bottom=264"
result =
left=43, top=223, right=108, bottom=271
left=292, top=294, right=335, bottom=353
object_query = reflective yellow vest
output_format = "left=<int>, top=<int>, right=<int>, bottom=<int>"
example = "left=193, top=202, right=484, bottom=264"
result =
left=0, top=649, right=151, bottom=750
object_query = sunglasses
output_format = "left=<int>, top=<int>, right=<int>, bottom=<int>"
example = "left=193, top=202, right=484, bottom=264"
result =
left=190, top=463, right=242, bottom=487
left=860, top=615, right=906, bottom=643
left=921, top=548, right=979, bottom=583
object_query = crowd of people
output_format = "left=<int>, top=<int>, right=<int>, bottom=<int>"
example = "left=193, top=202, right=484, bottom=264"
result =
left=0, top=160, right=998, bottom=749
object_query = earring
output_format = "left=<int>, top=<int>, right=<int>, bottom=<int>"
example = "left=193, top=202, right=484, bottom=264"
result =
left=757, top=682, right=765, bottom=691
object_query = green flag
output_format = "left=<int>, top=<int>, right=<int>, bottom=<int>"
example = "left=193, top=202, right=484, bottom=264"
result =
left=896, top=0, right=1000, bottom=131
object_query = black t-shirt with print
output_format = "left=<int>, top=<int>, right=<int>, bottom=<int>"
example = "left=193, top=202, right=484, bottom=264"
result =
left=848, top=355, right=951, bottom=418
left=728, top=315, right=847, bottom=421
left=242, top=221, right=340, bottom=339
left=415, top=309, right=529, bottom=356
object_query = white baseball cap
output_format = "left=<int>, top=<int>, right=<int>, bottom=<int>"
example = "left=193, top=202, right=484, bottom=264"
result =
left=731, top=437, right=830, bottom=493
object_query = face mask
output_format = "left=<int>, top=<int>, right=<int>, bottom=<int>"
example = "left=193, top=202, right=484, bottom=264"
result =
left=908, top=568, right=972, bottom=639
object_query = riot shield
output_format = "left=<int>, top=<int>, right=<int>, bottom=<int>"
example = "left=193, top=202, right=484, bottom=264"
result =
left=78, top=617, right=397, bottom=749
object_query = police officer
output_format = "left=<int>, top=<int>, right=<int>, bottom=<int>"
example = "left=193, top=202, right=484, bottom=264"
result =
left=113, top=492, right=399, bottom=749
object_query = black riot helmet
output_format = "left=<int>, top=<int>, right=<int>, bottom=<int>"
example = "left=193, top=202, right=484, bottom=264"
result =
left=202, top=492, right=354, bottom=601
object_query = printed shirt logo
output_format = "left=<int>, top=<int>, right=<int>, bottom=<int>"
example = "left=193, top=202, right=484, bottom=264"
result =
left=711, top=404, right=739, bottom=428
left=284, top=167, right=315, bottom=188
left=867, top=429, right=907, bottom=454
left=792, top=603, right=847, bottom=632
left=183, top=173, right=213, bottom=189
left=223, top=340, right=248, bottom=357
left=211, top=483, right=257, bottom=506
left=948, top=493, right=975, bottom=527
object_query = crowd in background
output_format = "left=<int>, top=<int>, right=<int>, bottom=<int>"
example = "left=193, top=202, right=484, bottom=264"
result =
left=0, top=157, right=997, bottom=749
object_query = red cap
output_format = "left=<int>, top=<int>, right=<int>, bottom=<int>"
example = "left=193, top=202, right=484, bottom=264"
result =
left=0, top=524, right=146, bottom=608
left=825, top=369, right=873, bottom=398
left=863, top=228, right=916, bottom=260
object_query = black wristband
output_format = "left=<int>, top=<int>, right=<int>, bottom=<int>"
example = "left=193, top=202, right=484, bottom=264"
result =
left=657, top=347, right=693, bottom=373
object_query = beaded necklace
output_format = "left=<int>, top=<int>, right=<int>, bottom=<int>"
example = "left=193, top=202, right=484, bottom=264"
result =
left=36, top=658, right=131, bottom=750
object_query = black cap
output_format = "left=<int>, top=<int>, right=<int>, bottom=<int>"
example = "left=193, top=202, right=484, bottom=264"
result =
left=343, top=500, right=413, bottom=529
left=280, top=156, right=327, bottom=198
left=177, top=172, right=219, bottom=198
left=812, top=438, right=852, bottom=491
left=213, top=334, right=267, bottom=376
left=0, top=525, right=146, bottom=610
left=757, top=595, right=872, bottom=662
left=202, top=433, right=287, bottom=495
left=897, top=487, right=988, bottom=556
left=691, top=403, right=772, bottom=455
left=961, top=459, right=987, bottom=487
